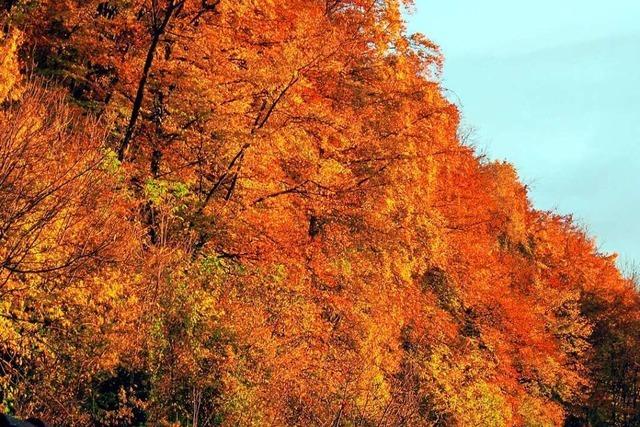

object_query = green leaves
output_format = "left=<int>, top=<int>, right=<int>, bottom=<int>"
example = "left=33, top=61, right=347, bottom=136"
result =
left=144, top=178, right=191, bottom=212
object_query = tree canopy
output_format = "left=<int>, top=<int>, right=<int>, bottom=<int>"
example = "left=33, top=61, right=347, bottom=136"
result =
left=0, top=1, right=638, bottom=425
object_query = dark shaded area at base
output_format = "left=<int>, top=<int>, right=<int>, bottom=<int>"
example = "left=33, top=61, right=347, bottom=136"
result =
left=0, top=414, right=47, bottom=427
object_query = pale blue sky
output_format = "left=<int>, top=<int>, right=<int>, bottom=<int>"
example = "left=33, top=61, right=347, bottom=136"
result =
left=407, top=0, right=640, bottom=266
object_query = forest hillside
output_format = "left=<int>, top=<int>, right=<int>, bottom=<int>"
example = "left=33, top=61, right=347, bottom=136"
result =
left=0, top=1, right=639, bottom=426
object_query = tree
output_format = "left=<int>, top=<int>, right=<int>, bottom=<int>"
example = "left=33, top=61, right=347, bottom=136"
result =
left=1, top=1, right=639, bottom=425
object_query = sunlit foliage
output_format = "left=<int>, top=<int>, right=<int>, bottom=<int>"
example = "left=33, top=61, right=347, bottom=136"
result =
left=0, top=1, right=638, bottom=425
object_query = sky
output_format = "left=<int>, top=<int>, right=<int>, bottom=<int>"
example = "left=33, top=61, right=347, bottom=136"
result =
left=406, top=0, right=640, bottom=267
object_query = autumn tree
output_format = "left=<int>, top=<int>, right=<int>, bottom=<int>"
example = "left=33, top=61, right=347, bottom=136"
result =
left=0, top=1, right=639, bottom=426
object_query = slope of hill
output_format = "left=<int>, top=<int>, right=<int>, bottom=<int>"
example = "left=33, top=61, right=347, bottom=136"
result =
left=442, top=35, right=640, bottom=264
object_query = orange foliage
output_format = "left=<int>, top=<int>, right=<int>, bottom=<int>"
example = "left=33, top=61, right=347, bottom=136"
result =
left=0, top=1, right=638, bottom=426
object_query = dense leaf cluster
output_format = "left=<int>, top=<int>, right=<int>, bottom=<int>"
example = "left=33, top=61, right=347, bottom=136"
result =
left=0, top=1, right=638, bottom=425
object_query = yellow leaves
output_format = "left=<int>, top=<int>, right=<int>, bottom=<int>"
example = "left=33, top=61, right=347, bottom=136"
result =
left=290, top=92, right=304, bottom=105
left=0, top=300, right=20, bottom=344
left=461, top=382, right=512, bottom=427
left=517, top=396, right=564, bottom=427
left=0, top=29, right=24, bottom=103
left=421, top=345, right=513, bottom=426
left=315, top=158, right=354, bottom=188
left=384, top=196, right=396, bottom=212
